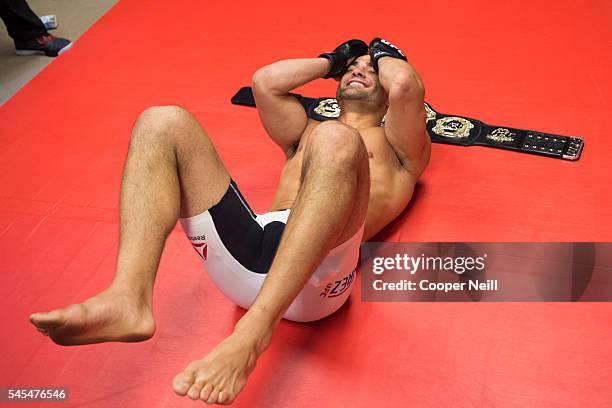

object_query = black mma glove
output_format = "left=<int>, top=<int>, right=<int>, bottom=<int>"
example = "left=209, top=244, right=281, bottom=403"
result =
left=369, top=37, right=407, bottom=73
left=319, top=39, right=369, bottom=79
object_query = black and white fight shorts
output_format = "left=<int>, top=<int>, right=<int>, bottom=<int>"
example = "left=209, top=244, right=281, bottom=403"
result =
left=179, top=180, right=364, bottom=322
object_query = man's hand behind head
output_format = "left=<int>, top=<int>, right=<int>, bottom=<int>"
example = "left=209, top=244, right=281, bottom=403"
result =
left=369, top=38, right=407, bottom=73
left=319, top=39, right=369, bottom=80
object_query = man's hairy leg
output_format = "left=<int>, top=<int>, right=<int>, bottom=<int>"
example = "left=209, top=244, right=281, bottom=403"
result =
left=172, top=121, right=370, bottom=405
left=29, top=106, right=230, bottom=346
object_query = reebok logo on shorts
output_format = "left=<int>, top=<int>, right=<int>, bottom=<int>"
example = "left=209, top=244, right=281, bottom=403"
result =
left=191, top=242, right=208, bottom=260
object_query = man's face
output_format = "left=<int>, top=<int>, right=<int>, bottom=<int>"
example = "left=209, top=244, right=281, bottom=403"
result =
left=336, top=55, right=387, bottom=107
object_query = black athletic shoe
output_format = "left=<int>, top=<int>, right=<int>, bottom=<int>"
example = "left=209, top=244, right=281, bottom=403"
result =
left=15, top=34, right=72, bottom=57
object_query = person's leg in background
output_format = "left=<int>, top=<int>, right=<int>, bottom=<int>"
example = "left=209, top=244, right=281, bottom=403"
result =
left=0, top=0, right=71, bottom=56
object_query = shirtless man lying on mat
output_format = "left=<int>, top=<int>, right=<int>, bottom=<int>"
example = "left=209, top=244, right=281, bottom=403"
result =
left=29, top=38, right=430, bottom=405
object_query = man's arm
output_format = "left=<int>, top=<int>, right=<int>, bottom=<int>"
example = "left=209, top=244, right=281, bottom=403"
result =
left=252, top=58, right=329, bottom=155
left=252, top=40, right=369, bottom=156
left=372, top=39, right=431, bottom=177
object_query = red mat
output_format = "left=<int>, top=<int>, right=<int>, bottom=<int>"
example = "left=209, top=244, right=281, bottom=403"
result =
left=1, top=0, right=611, bottom=406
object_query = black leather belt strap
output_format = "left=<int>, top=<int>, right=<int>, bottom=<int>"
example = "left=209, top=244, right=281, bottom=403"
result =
left=231, top=87, right=584, bottom=161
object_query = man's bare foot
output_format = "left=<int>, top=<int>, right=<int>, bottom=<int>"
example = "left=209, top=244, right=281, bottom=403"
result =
left=29, top=287, right=155, bottom=346
left=172, top=323, right=272, bottom=405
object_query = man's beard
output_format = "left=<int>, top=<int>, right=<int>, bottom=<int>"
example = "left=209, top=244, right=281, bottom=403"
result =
left=336, top=86, right=371, bottom=102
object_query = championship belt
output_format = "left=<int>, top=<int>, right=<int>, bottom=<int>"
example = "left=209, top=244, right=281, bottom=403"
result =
left=231, top=87, right=583, bottom=161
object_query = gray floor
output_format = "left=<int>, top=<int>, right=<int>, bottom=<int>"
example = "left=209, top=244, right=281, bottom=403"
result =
left=0, top=0, right=116, bottom=105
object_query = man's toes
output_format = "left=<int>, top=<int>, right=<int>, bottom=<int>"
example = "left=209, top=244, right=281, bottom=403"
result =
left=218, top=391, right=230, bottom=405
left=29, top=309, right=67, bottom=329
left=199, top=383, right=213, bottom=402
left=172, top=371, right=195, bottom=396
left=206, top=388, right=220, bottom=405
left=187, top=380, right=205, bottom=400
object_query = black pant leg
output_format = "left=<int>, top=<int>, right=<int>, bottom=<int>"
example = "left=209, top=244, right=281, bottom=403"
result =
left=0, top=0, right=47, bottom=42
